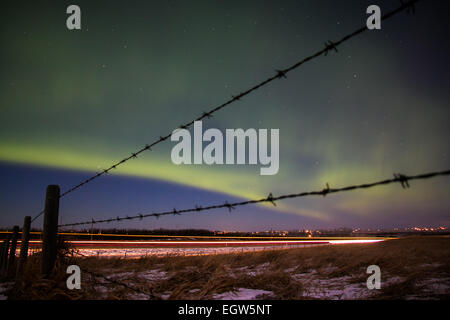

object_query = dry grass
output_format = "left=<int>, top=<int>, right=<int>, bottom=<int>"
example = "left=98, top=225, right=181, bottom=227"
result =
left=3, top=236, right=450, bottom=300
left=5, top=238, right=88, bottom=300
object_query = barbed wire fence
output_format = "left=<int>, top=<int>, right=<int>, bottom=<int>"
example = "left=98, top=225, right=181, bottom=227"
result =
left=5, top=0, right=449, bottom=299
left=58, top=169, right=450, bottom=228
left=28, top=0, right=419, bottom=223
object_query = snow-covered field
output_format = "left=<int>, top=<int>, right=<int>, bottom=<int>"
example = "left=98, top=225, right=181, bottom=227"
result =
left=84, top=261, right=450, bottom=300
left=2, top=237, right=448, bottom=300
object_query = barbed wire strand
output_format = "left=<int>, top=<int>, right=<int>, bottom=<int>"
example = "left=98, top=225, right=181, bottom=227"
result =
left=31, top=210, right=45, bottom=223
left=59, top=168, right=449, bottom=228
left=50, top=0, right=419, bottom=203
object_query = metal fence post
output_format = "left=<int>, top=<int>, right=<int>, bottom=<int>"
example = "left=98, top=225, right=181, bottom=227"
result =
left=7, top=226, right=19, bottom=276
left=16, top=216, right=31, bottom=279
left=41, top=185, right=60, bottom=278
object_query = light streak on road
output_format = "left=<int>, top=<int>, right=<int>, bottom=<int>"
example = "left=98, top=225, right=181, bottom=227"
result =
left=24, top=238, right=386, bottom=248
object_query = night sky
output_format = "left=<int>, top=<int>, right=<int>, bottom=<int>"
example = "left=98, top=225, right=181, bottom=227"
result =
left=1, top=0, right=449, bottom=231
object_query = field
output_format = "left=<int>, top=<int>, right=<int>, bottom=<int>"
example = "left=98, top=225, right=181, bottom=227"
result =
left=4, top=236, right=450, bottom=300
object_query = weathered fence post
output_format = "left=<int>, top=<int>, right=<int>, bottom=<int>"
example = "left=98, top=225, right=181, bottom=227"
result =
left=41, top=185, right=60, bottom=278
left=0, top=241, right=5, bottom=273
left=16, top=216, right=31, bottom=279
left=1, top=234, right=11, bottom=275
left=7, top=226, right=19, bottom=276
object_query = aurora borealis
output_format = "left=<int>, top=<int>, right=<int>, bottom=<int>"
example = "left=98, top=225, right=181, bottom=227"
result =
left=1, top=0, right=449, bottom=230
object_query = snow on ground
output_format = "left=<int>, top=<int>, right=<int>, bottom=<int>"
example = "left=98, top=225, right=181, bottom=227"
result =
left=189, top=289, right=201, bottom=294
left=93, top=285, right=110, bottom=297
left=127, top=293, right=153, bottom=300
left=101, top=270, right=167, bottom=282
left=229, top=262, right=270, bottom=278
left=82, top=265, right=450, bottom=300
left=86, top=268, right=169, bottom=299
left=75, top=241, right=448, bottom=300
left=406, top=276, right=450, bottom=299
left=108, top=272, right=134, bottom=280
left=213, top=288, right=274, bottom=300
left=160, top=292, right=171, bottom=299
left=83, top=263, right=450, bottom=300
left=138, top=270, right=168, bottom=281
left=297, top=275, right=373, bottom=300
left=292, top=270, right=412, bottom=299
left=291, top=270, right=365, bottom=300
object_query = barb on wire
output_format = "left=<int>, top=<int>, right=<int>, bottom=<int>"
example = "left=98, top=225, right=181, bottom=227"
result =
left=58, top=168, right=448, bottom=228
left=394, top=173, right=410, bottom=189
left=224, top=201, right=235, bottom=212
left=275, top=70, right=287, bottom=79
left=324, top=41, right=338, bottom=56
left=321, top=183, right=331, bottom=197
left=54, top=0, right=420, bottom=201
left=266, top=193, right=277, bottom=206
left=202, top=111, right=213, bottom=119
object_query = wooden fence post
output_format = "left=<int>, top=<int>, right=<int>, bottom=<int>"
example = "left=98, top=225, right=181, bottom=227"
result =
left=0, top=241, right=4, bottom=273
left=41, top=185, right=60, bottom=278
left=16, top=216, right=31, bottom=279
left=7, top=226, right=19, bottom=276
left=1, top=234, right=11, bottom=275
